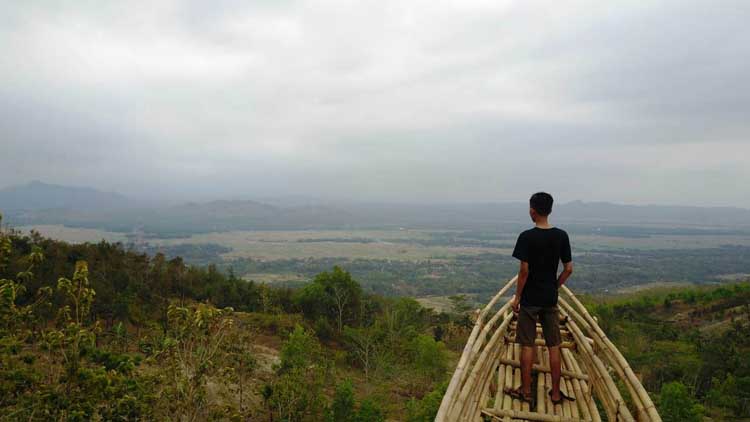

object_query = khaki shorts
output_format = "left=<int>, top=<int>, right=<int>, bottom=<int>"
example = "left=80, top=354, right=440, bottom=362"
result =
left=516, top=305, right=561, bottom=347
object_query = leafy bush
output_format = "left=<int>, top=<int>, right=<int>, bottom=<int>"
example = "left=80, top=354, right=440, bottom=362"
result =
left=658, top=381, right=703, bottom=422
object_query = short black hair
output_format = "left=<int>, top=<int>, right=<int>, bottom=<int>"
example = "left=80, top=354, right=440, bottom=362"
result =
left=530, top=192, right=553, bottom=216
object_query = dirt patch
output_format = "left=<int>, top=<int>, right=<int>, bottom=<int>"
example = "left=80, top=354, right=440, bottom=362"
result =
left=253, top=344, right=281, bottom=374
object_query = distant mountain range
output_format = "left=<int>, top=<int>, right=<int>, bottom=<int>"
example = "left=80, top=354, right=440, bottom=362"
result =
left=2, top=181, right=750, bottom=236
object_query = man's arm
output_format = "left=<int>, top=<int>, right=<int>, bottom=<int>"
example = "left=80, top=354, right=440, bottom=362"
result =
left=513, top=261, right=529, bottom=312
left=558, top=230, right=573, bottom=287
left=558, top=261, right=573, bottom=287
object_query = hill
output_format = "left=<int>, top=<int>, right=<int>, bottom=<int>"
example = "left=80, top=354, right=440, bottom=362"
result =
left=0, top=180, right=132, bottom=211
left=4, top=181, right=750, bottom=237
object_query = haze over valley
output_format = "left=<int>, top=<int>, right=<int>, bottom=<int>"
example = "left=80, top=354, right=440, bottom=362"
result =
left=4, top=180, right=750, bottom=303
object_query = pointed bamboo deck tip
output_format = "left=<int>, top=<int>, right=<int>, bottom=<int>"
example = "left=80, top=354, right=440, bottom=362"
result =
left=435, top=279, right=661, bottom=422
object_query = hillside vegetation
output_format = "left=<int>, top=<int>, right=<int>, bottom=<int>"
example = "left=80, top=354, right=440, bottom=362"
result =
left=586, top=283, right=750, bottom=420
left=1, top=212, right=749, bottom=421
left=0, top=215, right=462, bottom=421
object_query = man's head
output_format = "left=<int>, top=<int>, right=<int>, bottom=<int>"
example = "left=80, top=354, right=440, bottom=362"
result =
left=529, top=192, right=553, bottom=222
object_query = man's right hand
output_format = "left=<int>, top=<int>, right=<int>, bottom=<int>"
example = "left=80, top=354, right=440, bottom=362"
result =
left=512, top=295, right=520, bottom=313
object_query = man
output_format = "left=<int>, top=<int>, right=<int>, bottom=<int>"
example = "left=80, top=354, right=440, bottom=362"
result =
left=504, top=192, right=575, bottom=407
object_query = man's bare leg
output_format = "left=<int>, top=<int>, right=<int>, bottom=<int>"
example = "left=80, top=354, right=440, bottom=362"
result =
left=548, top=345, right=562, bottom=401
left=521, top=345, right=535, bottom=397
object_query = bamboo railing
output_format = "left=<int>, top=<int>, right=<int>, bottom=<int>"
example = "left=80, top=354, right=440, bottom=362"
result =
left=435, top=278, right=661, bottom=422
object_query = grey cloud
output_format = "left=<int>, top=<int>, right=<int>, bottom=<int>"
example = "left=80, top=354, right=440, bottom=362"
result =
left=0, top=0, right=749, bottom=206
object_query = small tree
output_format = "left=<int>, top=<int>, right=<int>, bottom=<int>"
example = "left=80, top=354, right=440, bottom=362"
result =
left=327, top=380, right=386, bottom=422
left=659, top=381, right=704, bottom=422
left=410, top=335, right=448, bottom=383
left=0, top=242, right=50, bottom=339
left=279, top=325, right=324, bottom=373
left=325, top=267, right=362, bottom=332
left=157, top=303, right=234, bottom=421
left=53, top=261, right=99, bottom=382
left=344, top=325, right=384, bottom=381
left=223, top=329, right=257, bottom=416
left=355, top=398, right=385, bottom=422
left=328, top=379, right=355, bottom=422
left=405, top=382, right=447, bottom=422
left=706, top=374, right=740, bottom=417
left=295, top=267, right=362, bottom=333
left=379, top=297, right=427, bottom=356
left=270, top=325, right=328, bottom=421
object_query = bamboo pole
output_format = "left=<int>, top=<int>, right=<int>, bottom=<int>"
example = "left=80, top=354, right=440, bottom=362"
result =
left=480, top=276, right=518, bottom=317
left=509, top=323, right=574, bottom=337
left=502, top=346, right=513, bottom=422
left=471, top=300, right=512, bottom=355
left=564, top=316, right=617, bottom=421
left=495, top=362, right=507, bottom=410
left=591, top=353, right=634, bottom=422
left=544, top=348, right=561, bottom=417
left=496, top=358, right=589, bottom=381
left=521, top=353, right=531, bottom=413
left=558, top=298, right=645, bottom=415
left=557, top=345, right=575, bottom=420
left=475, top=361, right=494, bottom=418
left=472, top=355, right=499, bottom=421
left=504, top=336, right=578, bottom=349
left=564, top=348, right=601, bottom=422
left=537, top=345, right=547, bottom=415
left=512, top=343, right=522, bottom=412
left=482, top=408, right=586, bottom=422
left=436, top=316, right=483, bottom=420
left=559, top=298, right=652, bottom=422
left=563, top=310, right=634, bottom=422
left=561, top=348, right=593, bottom=422
left=564, top=377, right=579, bottom=420
left=436, top=277, right=517, bottom=421
left=458, top=296, right=514, bottom=397
left=466, top=313, right=512, bottom=409
left=576, top=352, right=601, bottom=422
left=464, top=317, right=514, bottom=419
left=444, top=302, right=508, bottom=419
left=454, top=309, right=514, bottom=420
left=561, top=287, right=661, bottom=422
left=473, top=334, right=510, bottom=420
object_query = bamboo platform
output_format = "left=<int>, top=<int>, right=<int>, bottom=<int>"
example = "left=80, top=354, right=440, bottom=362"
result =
left=435, top=277, right=661, bottom=422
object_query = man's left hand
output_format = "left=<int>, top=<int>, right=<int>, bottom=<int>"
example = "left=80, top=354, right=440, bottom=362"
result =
left=512, top=296, right=520, bottom=313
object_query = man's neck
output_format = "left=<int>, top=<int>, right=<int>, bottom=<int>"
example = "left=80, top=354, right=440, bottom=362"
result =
left=535, top=218, right=552, bottom=229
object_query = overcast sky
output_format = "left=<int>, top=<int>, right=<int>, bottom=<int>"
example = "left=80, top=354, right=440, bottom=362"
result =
left=1, top=1, right=749, bottom=206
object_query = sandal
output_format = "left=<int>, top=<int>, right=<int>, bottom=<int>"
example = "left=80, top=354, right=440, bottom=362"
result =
left=549, top=389, right=576, bottom=405
left=504, top=386, right=535, bottom=406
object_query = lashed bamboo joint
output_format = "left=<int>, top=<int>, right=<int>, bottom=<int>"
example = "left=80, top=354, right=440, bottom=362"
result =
left=435, top=278, right=661, bottom=422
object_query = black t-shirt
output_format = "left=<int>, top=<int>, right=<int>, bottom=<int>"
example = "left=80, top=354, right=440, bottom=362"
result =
left=512, top=227, right=572, bottom=307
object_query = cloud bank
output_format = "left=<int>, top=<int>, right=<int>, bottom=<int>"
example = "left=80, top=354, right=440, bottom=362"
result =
left=1, top=0, right=749, bottom=206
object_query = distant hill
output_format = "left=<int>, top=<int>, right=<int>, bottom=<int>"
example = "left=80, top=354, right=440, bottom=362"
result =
left=555, top=200, right=750, bottom=227
left=340, top=201, right=750, bottom=230
left=0, top=181, right=132, bottom=211
left=2, top=181, right=750, bottom=235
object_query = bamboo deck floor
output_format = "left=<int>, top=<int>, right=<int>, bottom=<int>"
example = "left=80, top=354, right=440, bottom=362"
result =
left=481, top=316, right=600, bottom=422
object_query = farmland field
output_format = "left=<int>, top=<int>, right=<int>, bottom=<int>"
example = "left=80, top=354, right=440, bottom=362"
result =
left=14, top=224, right=750, bottom=300
left=17, top=225, right=128, bottom=243
left=149, top=229, right=512, bottom=260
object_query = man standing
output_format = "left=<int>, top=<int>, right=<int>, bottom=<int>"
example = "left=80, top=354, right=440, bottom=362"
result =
left=504, top=192, right=575, bottom=407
